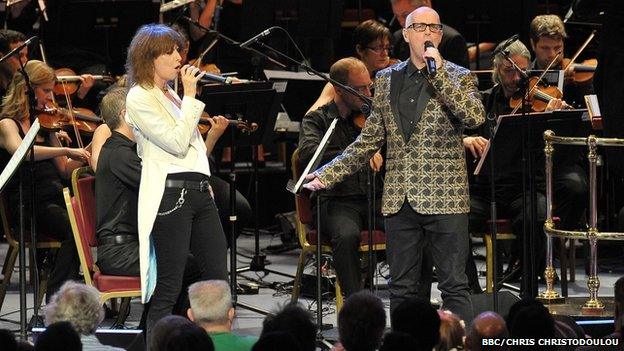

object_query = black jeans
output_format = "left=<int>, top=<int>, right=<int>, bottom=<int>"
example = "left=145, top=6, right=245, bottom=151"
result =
left=314, top=196, right=384, bottom=298
left=385, top=200, right=473, bottom=322
left=145, top=173, right=228, bottom=332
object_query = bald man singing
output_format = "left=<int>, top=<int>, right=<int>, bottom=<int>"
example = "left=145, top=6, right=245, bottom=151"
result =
left=305, top=7, right=484, bottom=321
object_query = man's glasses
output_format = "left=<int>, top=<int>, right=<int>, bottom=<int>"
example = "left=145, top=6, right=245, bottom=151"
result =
left=349, top=83, right=374, bottom=93
left=366, top=45, right=393, bottom=54
left=406, top=23, right=444, bottom=33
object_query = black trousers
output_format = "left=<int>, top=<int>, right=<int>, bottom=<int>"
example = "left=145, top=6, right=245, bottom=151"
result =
left=385, top=200, right=473, bottom=322
left=40, top=201, right=81, bottom=301
left=314, top=196, right=384, bottom=298
left=145, top=174, right=228, bottom=332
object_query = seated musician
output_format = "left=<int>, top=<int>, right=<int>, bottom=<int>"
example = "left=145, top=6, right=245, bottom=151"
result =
left=0, top=30, right=28, bottom=98
left=94, top=87, right=230, bottom=275
left=463, top=40, right=567, bottom=282
left=0, top=60, right=90, bottom=299
left=529, top=14, right=589, bottom=232
left=308, top=19, right=394, bottom=113
left=298, top=58, right=384, bottom=298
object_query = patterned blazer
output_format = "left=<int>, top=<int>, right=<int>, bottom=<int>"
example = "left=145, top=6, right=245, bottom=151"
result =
left=316, top=60, right=485, bottom=215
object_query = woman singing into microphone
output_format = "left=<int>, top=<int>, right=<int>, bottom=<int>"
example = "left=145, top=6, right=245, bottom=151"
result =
left=125, top=24, right=227, bottom=331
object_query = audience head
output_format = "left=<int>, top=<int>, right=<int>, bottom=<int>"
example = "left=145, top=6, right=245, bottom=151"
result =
left=436, top=310, right=464, bottom=351
left=329, top=57, right=372, bottom=112
left=252, top=331, right=302, bottom=351
left=390, top=0, right=431, bottom=28
left=0, top=329, right=17, bottom=351
left=34, top=321, right=81, bottom=351
left=126, top=23, right=185, bottom=88
left=44, top=281, right=104, bottom=336
left=149, top=315, right=214, bottom=351
left=507, top=299, right=555, bottom=339
left=379, top=331, right=420, bottom=351
left=187, top=280, right=234, bottom=331
left=491, top=40, right=531, bottom=97
left=353, top=20, right=392, bottom=73
left=260, top=303, right=316, bottom=351
left=100, top=87, right=128, bottom=130
left=529, top=14, right=567, bottom=69
left=465, top=311, right=508, bottom=351
left=338, top=291, right=386, bottom=351
left=391, top=297, right=440, bottom=351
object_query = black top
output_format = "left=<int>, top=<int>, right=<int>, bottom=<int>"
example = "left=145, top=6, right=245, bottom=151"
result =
left=392, top=23, right=470, bottom=69
left=397, top=61, right=434, bottom=141
left=0, top=118, right=63, bottom=208
left=95, top=131, right=141, bottom=240
left=299, top=101, right=382, bottom=198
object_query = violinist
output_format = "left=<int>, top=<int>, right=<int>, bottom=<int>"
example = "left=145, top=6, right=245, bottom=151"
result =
left=463, top=40, right=584, bottom=283
left=298, top=57, right=384, bottom=298
left=0, top=60, right=90, bottom=300
left=529, top=14, right=590, bottom=234
left=94, top=87, right=224, bottom=321
left=529, top=14, right=594, bottom=108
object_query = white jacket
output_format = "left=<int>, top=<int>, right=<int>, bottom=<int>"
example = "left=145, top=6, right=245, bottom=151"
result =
left=125, top=84, right=207, bottom=302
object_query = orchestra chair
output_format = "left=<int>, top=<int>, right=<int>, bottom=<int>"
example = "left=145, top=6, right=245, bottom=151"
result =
left=0, top=193, right=61, bottom=310
left=63, top=176, right=140, bottom=327
left=472, top=219, right=517, bottom=293
left=290, top=148, right=386, bottom=311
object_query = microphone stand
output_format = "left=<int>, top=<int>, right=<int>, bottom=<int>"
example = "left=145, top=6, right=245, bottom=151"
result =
left=4, top=53, right=40, bottom=338
left=499, top=50, right=537, bottom=298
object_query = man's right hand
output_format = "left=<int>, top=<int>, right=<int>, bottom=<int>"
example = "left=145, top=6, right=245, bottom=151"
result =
left=303, top=173, right=326, bottom=192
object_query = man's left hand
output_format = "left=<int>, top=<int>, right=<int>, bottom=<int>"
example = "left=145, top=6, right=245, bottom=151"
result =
left=423, top=44, right=443, bottom=70
left=206, top=115, right=229, bottom=139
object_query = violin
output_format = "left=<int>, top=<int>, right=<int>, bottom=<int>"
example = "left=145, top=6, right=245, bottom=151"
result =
left=509, top=76, right=564, bottom=112
left=561, top=30, right=598, bottom=84
left=36, top=104, right=103, bottom=134
left=53, top=67, right=114, bottom=95
left=562, top=57, right=597, bottom=84
left=197, top=113, right=258, bottom=135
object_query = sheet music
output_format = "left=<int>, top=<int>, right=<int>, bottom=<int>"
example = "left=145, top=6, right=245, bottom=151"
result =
left=288, top=117, right=338, bottom=194
left=0, top=119, right=40, bottom=193
left=264, top=69, right=327, bottom=81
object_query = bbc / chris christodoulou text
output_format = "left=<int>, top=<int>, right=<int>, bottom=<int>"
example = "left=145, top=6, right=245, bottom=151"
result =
left=482, top=338, right=619, bottom=347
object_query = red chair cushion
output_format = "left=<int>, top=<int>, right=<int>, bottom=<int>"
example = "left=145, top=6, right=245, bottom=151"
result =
left=93, top=272, right=141, bottom=292
left=77, top=176, right=97, bottom=247
left=306, top=229, right=386, bottom=247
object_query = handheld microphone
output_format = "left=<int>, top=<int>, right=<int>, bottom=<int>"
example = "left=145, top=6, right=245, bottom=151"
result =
left=424, top=41, right=436, bottom=75
left=491, top=34, right=519, bottom=57
left=199, top=71, right=235, bottom=85
left=239, top=27, right=277, bottom=48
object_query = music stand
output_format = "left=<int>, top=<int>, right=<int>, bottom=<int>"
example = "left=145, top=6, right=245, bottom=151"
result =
left=199, top=81, right=289, bottom=315
left=475, top=108, right=590, bottom=299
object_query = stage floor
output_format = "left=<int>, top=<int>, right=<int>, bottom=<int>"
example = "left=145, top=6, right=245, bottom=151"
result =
left=0, top=233, right=621, bottom=341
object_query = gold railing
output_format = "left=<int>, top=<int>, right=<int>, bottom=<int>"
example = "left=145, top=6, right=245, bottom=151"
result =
left=541, top=131, right=624, bottom=314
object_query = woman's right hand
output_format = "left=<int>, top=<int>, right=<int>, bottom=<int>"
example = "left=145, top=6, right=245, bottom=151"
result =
left=180, top=64, right=205, bottom=98
left=66, top=147, right=91, bottom=163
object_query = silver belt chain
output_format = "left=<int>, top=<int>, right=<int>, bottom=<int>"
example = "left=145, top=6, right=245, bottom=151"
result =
left=157, top=188, right=187, bottom=216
